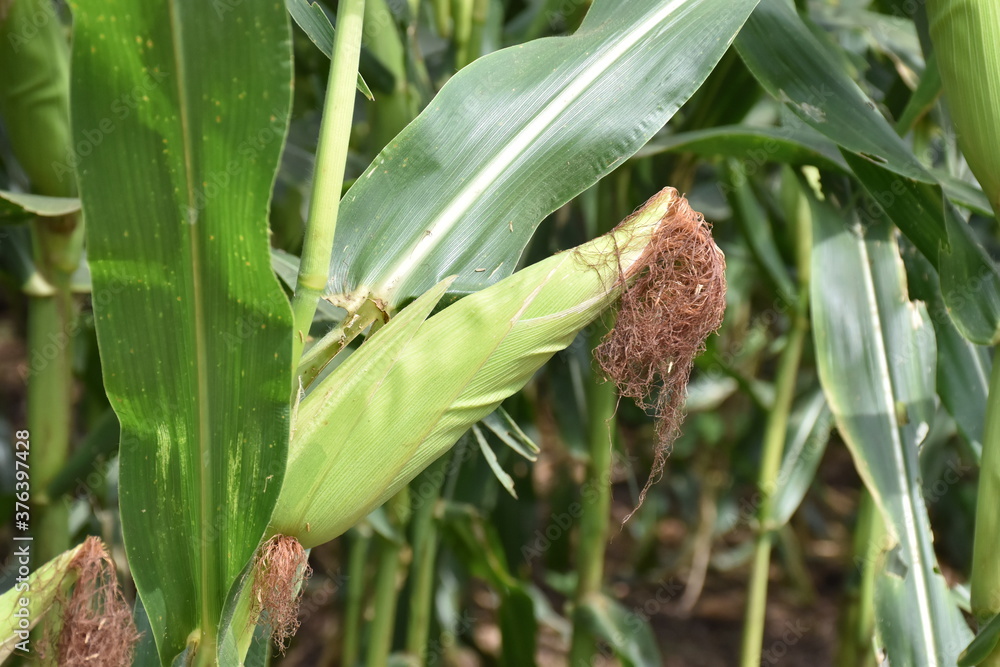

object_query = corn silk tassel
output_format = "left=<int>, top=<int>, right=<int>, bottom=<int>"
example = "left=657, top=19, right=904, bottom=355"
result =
left=256, top=187, right=725, bottom=632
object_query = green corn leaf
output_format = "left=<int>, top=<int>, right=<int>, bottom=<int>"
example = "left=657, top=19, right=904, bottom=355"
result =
left=272, top=190, right=675, bottom=546
left=737, top=0, right=1000, bottom=345
left=324, top=0, right=760, bottom=312
left=70, top=0, right=294, bottom=661
left=809, top=194, right=971, bottom=665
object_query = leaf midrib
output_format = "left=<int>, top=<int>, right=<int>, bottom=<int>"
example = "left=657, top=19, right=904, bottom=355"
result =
left=371, top=0, right=686, bottom=300
left=167, top=0, right=217, bottom=639
left=856, top=232, right=938, bottom=664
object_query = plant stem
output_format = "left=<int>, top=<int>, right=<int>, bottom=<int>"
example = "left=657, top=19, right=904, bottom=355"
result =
left=296, top=299, right=383, bottom=389
left=567, top=322, right=616, bottom=665
left=366, top=488, right=411, bottom=666
left=739, top=186, right=811, bottom=667
left=0, top=0, right=81, bottom=566
left=290, top=0, right=367, bottom=364
left=971, top=345, right=1000, bottom=664
left=432, top=0, right=451, bottom=38
left=404, top=458, right=448, bottom=664
left=339, top=527, right=372, bottom=667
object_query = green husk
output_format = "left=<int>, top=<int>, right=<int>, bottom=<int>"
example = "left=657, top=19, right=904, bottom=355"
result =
left=271, top=188, right=681, bottom=547
left=928, top=0, right=1000, bottom=216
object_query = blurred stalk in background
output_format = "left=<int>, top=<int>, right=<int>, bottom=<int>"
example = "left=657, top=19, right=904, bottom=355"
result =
left=0, top=0, right=83, bottom=565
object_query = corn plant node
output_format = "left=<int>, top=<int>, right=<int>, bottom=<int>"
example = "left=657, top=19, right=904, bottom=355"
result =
left=53, top=536, right=139, bottom=667
left=595, top=188, right=727, bottom=514
left=251, top=534, right=312, bottom=652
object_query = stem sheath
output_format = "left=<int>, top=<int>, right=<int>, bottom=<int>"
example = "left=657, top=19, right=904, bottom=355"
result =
left=291, top=0, right=367, bottom=364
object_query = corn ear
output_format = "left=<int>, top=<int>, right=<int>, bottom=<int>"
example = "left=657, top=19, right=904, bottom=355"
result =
left=0, top=537, right=137, bottom=663
left=928, top=0, right=1000, bottom=215
left=1, top=542, right=81, bottom=660
left=270, top=189, right=678, bottom=547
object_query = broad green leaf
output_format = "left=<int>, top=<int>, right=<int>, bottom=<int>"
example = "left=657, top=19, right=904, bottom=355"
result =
left=284, top=0, right=375, bottom=100
left=936, top=171, right=995, bottom=218
left=844, top=154, right=1000, bottom=344
left=809, top=196, right=971, bottom=664
left=71, top=0, right=294, bottom=661
left=0, top=542, right=82, bottom=661
left=574, top=594, right=661, bottom=667
left=737, top=0, right=1000, bottom=344
left=0, top=190, right=80, bottom=220
left=325, top=0, right=760, bottom=311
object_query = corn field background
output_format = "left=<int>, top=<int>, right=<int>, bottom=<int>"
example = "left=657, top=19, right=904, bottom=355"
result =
left=1, top=0, right=999, bottom=665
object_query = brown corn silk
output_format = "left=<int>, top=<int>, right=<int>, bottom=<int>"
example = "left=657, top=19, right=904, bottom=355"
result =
left=54, top=536, right=139, bottom=666
left=251, top=534, right=312, bottom=651
left=596, top=188, right=726, bottom=514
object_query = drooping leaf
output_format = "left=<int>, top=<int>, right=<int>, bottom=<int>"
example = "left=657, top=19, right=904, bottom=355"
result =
left=737, top=0, right=1000, bottom=344
left=325, top=0, right=760, bottom=311
left=70, top=0, right=294, bottom=661
left=809, top=194, right=971, bottom=665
